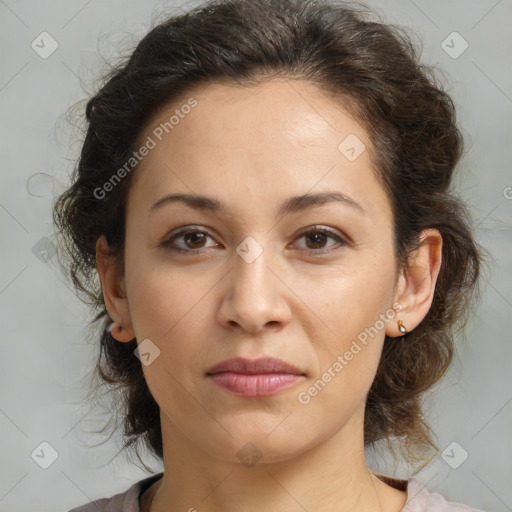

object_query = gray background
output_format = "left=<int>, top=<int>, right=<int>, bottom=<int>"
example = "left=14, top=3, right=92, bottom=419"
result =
left=0, top=0, right=511, bottom=511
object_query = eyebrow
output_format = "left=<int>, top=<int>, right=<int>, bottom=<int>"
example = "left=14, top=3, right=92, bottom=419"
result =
left=150, top=191, right=367, bottom=217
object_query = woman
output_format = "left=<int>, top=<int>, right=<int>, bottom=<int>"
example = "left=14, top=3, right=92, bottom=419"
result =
left=54, top=0, right=487, bottom=510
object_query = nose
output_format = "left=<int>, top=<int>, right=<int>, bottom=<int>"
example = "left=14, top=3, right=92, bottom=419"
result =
left=217, top=243, right=292, bottom=334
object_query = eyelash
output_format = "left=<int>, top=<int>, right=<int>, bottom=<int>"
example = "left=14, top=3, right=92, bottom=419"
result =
left=160, top=225, right=350, bottom=256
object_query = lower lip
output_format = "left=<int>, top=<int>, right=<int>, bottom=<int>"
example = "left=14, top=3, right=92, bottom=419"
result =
left=209, top=372, right=304, bottom=397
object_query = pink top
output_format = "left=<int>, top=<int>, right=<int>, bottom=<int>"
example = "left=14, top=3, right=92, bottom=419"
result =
left=67, top=472, right=488, bottom=511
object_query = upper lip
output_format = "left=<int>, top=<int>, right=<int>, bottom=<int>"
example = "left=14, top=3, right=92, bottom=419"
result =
left=206, top=357, right=305, bottom=375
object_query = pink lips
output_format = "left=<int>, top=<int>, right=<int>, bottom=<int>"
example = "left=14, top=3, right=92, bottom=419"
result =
left=206, top=357, right=305, bottom=397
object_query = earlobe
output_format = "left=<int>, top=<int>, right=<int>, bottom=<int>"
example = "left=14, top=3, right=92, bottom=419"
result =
left=96, top=235, right=135, bottom=342
left=107, top=321, right=134, bottom=342
left=387, top=228, right=443, bottom=338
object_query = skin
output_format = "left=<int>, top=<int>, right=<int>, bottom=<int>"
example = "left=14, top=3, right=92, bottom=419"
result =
left=96, top=78, right=442, bottom=512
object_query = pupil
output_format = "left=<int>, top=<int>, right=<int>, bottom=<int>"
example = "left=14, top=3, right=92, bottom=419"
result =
left=307, top=232, right=325, bottom=249
left=187, top=233, right=205, bottom=248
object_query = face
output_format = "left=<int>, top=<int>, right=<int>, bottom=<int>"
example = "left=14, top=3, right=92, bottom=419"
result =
left=112, top=78, right=403, bottom=464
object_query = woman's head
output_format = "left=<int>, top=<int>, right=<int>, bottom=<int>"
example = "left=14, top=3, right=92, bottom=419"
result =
left=53, top=0, right=483, bottom=469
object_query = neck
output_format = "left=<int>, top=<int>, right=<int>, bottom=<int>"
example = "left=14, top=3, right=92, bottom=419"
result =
left=144, top=407, right=407, bottom=512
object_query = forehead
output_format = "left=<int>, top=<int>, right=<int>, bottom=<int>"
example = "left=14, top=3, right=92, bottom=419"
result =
left=127, top=78, right=391, bottom=223
left=135, top=78, right=363, bottom=160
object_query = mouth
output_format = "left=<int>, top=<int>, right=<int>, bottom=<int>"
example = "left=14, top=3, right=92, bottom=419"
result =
left=206, top=357, right=306, bottom=397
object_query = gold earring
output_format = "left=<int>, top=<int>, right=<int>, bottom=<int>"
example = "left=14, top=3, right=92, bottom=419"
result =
left=397, top=319, right=408, bottom=334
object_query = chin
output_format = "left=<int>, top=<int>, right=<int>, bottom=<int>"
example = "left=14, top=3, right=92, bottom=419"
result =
left=202, top=425, right=320, bottom=466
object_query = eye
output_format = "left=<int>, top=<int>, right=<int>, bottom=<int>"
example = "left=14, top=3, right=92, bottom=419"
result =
left=292, top=226, right=349, bottom=254
left=161, top=227, right=218, bottom=254
left=161, top=225, right=349, bottom=255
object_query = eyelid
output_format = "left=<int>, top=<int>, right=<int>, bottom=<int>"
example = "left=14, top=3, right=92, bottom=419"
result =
left=161, top=224, right=351, bottom=254
left=290, top=225, right=351, bottom=253
left=293, top=225, right=349, bottom=243
left=161, top=225, right=217, bottom=252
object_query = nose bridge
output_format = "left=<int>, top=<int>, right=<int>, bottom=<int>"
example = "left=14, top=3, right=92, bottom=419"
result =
left=233, top=236, right=274, bottom=307
left=219, top=235, right=288, bottom=332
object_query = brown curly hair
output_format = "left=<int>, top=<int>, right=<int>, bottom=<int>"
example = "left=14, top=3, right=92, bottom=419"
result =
left=53, top=0, right=486, bottom=471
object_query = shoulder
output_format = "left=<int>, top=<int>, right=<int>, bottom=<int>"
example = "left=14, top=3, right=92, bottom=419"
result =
left=403, top=477, right=489, bottom=512
left=67, top=472, right=164, bottom=512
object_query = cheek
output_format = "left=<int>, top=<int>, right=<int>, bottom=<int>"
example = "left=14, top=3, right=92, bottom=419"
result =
left=124, top=251, right=217, bottom=381
left=125, top=268, right=212, bottom=420
left=125, top=243, right=205, bottom=337
left=307, top=259, right=394, bottom=394
left=130, top=284, right=210, bottom=371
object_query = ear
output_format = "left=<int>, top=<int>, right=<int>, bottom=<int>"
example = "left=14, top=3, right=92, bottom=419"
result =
left=386, top=228, right=443, bottom=337
left=96, top=235, right=135, bottom=342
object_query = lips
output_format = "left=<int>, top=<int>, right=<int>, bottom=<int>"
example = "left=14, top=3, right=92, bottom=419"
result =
left=206, top=357, right=304, bottom=376
left=206, top=357, right=305, bottom=397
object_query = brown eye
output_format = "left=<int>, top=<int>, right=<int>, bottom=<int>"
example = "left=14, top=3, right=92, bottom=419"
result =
left=162, top=227, right=218, bottom=253
left=304, top=231, right=330, bottom=249
left=161, top=225, right=348, bottom=256
left=182, top=232, right=208, bottom=249
left=294, top=226, right=349, bottom=254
